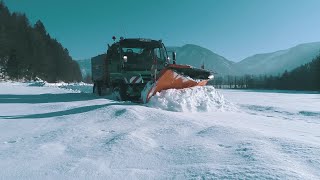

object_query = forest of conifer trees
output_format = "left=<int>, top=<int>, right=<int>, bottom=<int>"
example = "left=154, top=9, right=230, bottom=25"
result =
left=0, top=2, right=82, bottom=82
left=212, top=55, right=320, bottom=91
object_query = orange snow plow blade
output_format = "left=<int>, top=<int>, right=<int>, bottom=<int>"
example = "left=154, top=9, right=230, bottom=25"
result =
left=142, top=64, right=213, bottom=103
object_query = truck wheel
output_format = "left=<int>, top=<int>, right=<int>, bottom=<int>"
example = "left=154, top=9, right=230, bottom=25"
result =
left=112, top=82, right=127, bottom=101
left=93, top=81, right=102, bottom=96
left=112, top=87, right=122, bottom=101
left=93, top=83, right=96, bottom=93
left=97, top=82, right=102, bottom=96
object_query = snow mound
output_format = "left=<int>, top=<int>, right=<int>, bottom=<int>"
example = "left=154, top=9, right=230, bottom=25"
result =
left=44, top=82, right=92, bottom=93
left=27, top=78, right=93, bottom=93
left=28, top=81, right=46, bottom=87
left=147, top=86, right=236, bottom=112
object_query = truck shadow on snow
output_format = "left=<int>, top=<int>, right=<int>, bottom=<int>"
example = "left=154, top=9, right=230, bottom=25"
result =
left=0, top=103, right=132, bottom=119
left=0, top=93, right=98, bottom=104
left=0, top=93, right=134, bottom=119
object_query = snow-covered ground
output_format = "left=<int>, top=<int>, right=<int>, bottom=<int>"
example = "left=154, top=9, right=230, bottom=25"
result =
left=0, top=82, right=319, bottom=179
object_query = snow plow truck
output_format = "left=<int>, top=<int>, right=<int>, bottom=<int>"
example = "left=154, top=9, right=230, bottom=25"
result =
left=91, top=37, right=214, bottom=103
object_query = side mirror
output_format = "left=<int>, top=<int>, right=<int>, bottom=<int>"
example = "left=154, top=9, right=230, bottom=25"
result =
left=172, top=52, right=176, bottom=64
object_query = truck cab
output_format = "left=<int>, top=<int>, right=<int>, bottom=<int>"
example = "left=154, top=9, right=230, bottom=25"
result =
left=92, top=37, right=213, bottom=103
left=92, top=38, right=170, bottom=100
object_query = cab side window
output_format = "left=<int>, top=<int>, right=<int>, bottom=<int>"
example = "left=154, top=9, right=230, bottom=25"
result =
left=107, top=46, right=120, bottom=62
left=154, top=48, right=165, bottom=61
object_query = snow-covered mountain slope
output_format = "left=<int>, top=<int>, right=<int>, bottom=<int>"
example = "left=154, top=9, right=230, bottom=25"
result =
left=76, top=59, right=91, bottom=78
left=235, top=42, right=320, bottom=75
left=174, top=44, right=235, bottom=75
left=78, top=42, right=320, bottom=77
left=1, top=82, right=320, bottom=179
left=78, top=45, right=235, bottom=76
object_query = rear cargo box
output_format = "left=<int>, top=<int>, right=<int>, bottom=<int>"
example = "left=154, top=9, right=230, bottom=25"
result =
left=91, top=54, right=106, bottom=81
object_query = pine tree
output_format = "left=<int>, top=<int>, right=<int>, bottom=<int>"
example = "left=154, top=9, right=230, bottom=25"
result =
left=0, top=2, right=82, bottom=82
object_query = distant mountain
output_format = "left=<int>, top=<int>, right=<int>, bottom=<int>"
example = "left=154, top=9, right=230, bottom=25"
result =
left=78, top=45, right=235, bottom=77
left=173, top=44, right=235, bottom=75
left=235, top=42, right=320, bottom=75
left=78, top=42, right=320, bottom=78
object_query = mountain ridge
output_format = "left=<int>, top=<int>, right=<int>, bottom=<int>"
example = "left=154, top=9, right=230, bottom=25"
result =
left=77, top=41, right=320, bottom=77
left=235, top=41, right=320, bottom=75
left=173, top=44, right=235, bottom=75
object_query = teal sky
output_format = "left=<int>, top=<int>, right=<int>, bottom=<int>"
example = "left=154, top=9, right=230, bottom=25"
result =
left=3, top=0, right=320, bottom=61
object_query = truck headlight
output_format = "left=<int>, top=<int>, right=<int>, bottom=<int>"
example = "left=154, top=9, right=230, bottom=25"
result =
left=123, top=56, right=128, bottom=62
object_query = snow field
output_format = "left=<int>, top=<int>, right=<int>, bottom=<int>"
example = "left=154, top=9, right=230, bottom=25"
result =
left=0, top=82, right=320, bottom=179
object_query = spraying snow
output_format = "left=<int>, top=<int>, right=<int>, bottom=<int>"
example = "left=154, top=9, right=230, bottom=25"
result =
left=147, top=86, right=236, bottom=112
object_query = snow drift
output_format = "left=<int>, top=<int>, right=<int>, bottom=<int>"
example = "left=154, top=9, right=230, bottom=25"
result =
left=26, top=79, right=236, bottom=113
left=27, top=79, right=93, bottom=93
left=147, top=86, right=236, bottom=112
left=1, top=82, right=320, bottom=179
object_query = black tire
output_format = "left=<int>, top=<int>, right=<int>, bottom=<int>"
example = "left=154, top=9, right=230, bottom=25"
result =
left=97, top=81, right=102, bottom=96
left=112, top=82, right=127, bottom=101
left=93, top=81, right=102, bottom=96
left=93, top=83, right=96, bottom=93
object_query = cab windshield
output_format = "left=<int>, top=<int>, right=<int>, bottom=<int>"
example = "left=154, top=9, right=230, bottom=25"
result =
left=117, top=39, right=168, bottom=71
left=121, top=47, right=167, bottom=62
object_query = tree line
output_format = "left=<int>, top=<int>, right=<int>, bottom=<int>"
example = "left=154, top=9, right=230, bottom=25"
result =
left=211, top=54, right=320, bottom=91
left=0, top=2, right=82, bottom=82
